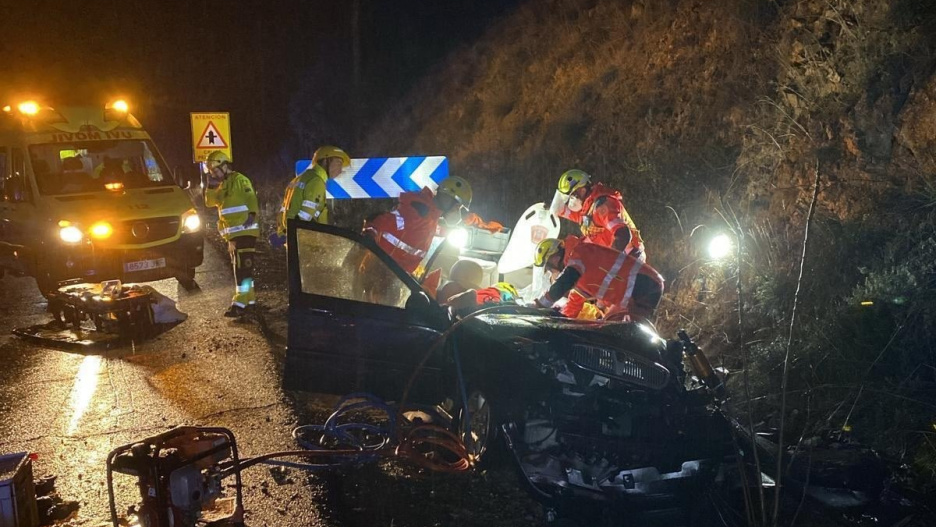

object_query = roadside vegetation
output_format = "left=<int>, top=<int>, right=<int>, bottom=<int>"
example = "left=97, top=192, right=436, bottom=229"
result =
left=321, top=0, right=936, bottom=497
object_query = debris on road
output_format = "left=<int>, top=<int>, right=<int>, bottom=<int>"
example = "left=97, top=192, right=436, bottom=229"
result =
left=12, top=281, right=186, bottom=351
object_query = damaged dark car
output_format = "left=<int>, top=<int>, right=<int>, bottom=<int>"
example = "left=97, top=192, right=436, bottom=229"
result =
left=283, top=220, right=734, bottom=524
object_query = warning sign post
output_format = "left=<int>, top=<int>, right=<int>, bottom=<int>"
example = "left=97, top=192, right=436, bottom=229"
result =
left=190, top=112, right=232, bottom=163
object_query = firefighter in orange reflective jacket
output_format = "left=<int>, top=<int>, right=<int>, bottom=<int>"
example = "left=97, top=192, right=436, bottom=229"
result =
left=363, top=177, right=472, bottom=275
left=551, top=169, right=645, bottom=261
left=532, top=236, right=663, bottom=322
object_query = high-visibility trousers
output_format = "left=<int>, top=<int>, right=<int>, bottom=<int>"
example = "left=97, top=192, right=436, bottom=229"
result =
left=228, top=236, right=257, bottom=308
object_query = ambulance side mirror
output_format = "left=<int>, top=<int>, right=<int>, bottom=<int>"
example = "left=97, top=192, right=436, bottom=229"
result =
left=173, top=166, right=193, bottom=190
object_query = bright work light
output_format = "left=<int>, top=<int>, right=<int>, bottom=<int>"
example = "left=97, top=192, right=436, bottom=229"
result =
left=708, top=233, right=733, bottom=260
left=447, top=227, right=470, bottom=249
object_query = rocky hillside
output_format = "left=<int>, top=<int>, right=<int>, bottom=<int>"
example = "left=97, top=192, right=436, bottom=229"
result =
left=363, top=0, right=936, bottom=488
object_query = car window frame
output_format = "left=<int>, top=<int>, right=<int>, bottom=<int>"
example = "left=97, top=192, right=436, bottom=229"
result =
left=287, top=219, right=445, bottom=326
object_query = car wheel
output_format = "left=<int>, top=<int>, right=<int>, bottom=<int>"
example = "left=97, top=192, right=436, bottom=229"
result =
left=454, top=389, right=495, bottom=464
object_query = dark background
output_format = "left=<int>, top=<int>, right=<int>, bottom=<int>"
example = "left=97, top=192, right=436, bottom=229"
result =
left=0, top=0, right=518, bottom=180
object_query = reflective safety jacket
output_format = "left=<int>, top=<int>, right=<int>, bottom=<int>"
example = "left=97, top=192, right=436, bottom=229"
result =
left=558, top=183, right=645, bottom=259
left=537, top=240, right=663, bottom=320
left=205, top=171, right=260, bottom=241
left=363, top=188, right=440, bottom=274
left=277, top=164, right=328, bottom=235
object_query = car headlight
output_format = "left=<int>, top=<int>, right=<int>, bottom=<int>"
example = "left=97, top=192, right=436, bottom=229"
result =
left=182, top=209, right=201, bottom=233
left=59, top=225, right=83, bottom=243
left=90, top=221, right=113, bottom=239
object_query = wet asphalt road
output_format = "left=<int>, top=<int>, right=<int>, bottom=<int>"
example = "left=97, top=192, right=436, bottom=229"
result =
left=0, top=245, right=540, bottom=527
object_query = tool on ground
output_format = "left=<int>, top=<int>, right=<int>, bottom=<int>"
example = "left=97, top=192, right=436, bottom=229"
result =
left=106, top=427, right=244, bottom=527
left=0, top=452, right=38, bottom=527
left=13, top=281, right=185, bottom=350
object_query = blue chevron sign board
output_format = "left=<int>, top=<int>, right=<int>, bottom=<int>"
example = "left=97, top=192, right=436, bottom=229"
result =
left=294, top=156, right=449, bottom=199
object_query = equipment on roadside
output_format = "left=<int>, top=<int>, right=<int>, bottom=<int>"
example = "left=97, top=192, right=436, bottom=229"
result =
left=106, top=427, right=244, bottom=527
left=12, top=281, right=185, bottom=350
left=0, top=452, right=38, bottom=527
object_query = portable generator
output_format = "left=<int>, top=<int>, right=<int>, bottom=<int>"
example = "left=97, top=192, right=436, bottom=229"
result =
left=106, top=427, right=244, bottom=527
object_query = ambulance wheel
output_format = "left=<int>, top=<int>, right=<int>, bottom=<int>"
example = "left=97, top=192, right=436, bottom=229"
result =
left=35, top=272, right=58, bottom=300
left=176, top=268, right=198, bottom=291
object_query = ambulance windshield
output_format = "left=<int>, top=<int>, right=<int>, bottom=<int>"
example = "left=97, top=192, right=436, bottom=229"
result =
left=29, top=140, right=172, bottom=195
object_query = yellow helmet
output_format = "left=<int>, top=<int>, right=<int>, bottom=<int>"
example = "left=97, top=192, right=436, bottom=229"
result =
left=494, top=282, right=519, bottom=300
left=534, top=238, right=563, bottom=268
left=437, top=176, right=472, bottom=210
left=312, top=145, right=351, bottom=167
left=205, top=150, right=231, bottom=168
left=557, top=169, right=592, bottom=195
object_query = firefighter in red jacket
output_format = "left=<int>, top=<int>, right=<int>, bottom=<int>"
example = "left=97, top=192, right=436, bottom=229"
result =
left=551, top=169, right=645, bottom=261
left=363, top=177, right=472, bottom=275
left=532, top=236, right=663, bottom=322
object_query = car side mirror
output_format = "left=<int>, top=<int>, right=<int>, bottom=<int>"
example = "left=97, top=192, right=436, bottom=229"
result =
left=405, top=291, right=432, bottom=312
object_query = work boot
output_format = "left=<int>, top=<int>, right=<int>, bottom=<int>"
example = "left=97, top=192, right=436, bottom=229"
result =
left=224, top=305, right=246, bottom=318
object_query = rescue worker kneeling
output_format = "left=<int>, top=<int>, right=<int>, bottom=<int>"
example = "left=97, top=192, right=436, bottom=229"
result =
left=532, top=236, right=663, bottom=322
left=551, top=169, right=646, bottom=261
left=363, top=176, right=473, bottom=275
left=273, top=145, right=350, bottom=247
left=204, top=151, right=260, bottom=318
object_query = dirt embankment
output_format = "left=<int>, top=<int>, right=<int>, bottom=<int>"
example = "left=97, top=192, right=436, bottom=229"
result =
left=355, top=0, right=936, bottom=487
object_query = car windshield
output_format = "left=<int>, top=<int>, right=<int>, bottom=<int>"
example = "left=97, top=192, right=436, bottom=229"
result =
left=29, top=140, right=172, bottom=195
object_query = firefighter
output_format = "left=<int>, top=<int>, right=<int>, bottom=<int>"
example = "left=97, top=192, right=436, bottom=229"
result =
left=551, top=169, right=646, bottom=260
left=203, top=151, right=260, bottom=317
left=272, top=145, right=350, bottom=247
left=532, top=236, right=663, bottom=322
left=363, top=176, right=472, bottom=275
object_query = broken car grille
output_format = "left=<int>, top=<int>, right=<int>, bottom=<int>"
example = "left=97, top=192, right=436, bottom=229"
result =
left=571, top=344, right=670, bottom=390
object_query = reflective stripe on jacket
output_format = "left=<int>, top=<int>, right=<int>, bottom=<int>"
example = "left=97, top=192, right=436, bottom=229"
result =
left=205, top=171, right=260, bottom=241
left=558, top=183, right=645, bottom=258
left=278, top=164, right=329, bottom=234
left=363, top=188, right=440, bottom=274
left=562, top=241, right=662, bottom=317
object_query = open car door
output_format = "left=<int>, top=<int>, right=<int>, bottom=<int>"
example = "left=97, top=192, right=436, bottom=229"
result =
left=283, top=220, right=452, bottom=402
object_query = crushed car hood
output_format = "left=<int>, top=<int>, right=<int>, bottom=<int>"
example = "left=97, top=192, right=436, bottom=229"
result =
left=464, top=312, right=667, bottom=364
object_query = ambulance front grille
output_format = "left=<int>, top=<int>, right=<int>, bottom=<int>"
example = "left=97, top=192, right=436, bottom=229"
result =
left=114, top=216, right=180, bottom=244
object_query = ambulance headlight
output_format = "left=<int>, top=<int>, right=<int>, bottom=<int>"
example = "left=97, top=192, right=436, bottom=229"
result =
left=89, top=221, right=113, bottom=239
left=59, top=225, right=84, bottom=244
left=182, top=209, right=201, bottom=233
left=447, top=227, right=469, bottom=249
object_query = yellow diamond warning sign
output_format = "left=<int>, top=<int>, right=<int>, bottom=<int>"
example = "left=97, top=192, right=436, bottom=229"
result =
left=190, top=112, right=232, bottom=163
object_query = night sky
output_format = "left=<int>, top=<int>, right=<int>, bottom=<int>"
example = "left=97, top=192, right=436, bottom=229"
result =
left=0, top=0, right=518, bottom=180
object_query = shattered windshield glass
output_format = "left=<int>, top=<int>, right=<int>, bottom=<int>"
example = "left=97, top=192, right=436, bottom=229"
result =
left=29, top=140, right=172, bottom=195
left=296, top=228, right=410, bottom=309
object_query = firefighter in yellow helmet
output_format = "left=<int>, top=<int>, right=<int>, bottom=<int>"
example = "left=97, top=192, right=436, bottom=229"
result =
left=272, top=146, right=350, bottom=247
left=203, top=151, right=260, bottom=317
left=550, top=169, right=646, bottom=261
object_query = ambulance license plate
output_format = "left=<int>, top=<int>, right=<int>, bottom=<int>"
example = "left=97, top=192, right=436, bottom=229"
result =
left=124, top=258, right=166, bottom=273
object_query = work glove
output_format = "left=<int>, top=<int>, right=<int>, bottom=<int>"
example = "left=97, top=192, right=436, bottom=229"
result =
left=268, top=232, right=287, bottom=249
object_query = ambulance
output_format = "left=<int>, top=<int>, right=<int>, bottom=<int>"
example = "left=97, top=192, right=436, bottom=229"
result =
left=0, top=100, right=203, bottom=296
